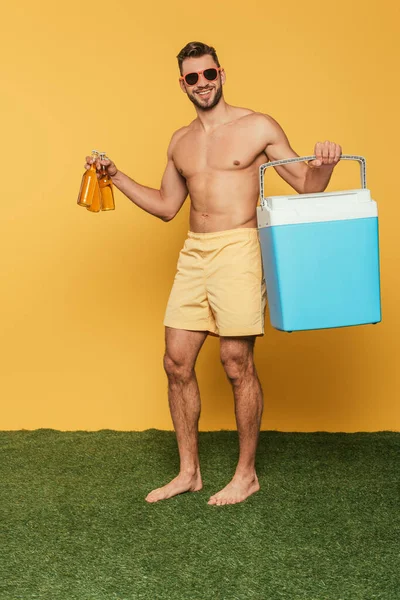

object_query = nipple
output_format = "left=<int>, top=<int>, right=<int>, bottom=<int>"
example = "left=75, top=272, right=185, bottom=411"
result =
left=233, top=160, right=240, bottom=166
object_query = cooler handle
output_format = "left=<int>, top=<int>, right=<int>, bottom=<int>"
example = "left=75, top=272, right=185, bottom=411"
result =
left=259, top=154, right=367, bottom=201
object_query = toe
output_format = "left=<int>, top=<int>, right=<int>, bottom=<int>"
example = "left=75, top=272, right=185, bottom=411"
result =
left=146, top=488, right=164, bottom=503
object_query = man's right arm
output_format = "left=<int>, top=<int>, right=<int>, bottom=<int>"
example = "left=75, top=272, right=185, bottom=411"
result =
left=109, top=131, right=188, bottom=222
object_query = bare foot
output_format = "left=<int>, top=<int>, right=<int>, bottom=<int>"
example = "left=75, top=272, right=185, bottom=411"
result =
left=208, top=473, right=260, bottom=506
left=145, top=472, right=203, bottom=503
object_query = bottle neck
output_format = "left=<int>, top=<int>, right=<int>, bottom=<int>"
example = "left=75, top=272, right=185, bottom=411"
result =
left=90, top=153, right=99, bottom=169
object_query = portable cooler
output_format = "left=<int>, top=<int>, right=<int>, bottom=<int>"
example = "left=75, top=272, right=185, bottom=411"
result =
left=256, top=155, right=382, bottom=332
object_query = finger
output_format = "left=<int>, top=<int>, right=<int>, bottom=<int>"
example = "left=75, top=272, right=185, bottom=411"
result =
left=322, top=141, right=330, bottom=163
left=315, top=142, right=323, bottom=163
left=328, top=142, right=336, bottom=164
left=84, top=158, right=95, bottom=170
left=334, top=145, right=342, bottom=162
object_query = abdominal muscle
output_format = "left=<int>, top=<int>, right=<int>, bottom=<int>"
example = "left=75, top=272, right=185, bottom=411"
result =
left=187, top=167, right=261, bottom=233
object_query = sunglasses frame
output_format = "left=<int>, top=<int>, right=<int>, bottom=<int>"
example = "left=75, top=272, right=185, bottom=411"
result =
left=180, top=67, right=223, bottom=87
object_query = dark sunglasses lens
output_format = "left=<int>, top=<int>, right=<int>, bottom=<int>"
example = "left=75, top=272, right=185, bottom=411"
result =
left=185, top=73, right=198, bottom=85
left=204, top=68, right=218, bottom=81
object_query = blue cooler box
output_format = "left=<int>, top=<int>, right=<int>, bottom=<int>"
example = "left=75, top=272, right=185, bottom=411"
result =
left=257, top=154, right=382, bottom=332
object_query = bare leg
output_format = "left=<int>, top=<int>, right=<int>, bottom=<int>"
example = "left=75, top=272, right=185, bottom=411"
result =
left=145, top=327, right=208, bottom=503
left=208, top=335, right=263, bottom=506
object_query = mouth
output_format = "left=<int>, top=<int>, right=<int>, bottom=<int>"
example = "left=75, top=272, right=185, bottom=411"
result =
left=195, top=88, right=213, bottom=99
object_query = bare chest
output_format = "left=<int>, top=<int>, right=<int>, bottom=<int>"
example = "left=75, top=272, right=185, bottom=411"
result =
left=173, top=126, right=266, bottom=179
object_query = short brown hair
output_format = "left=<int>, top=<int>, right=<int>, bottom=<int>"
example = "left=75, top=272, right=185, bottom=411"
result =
left=177, top=41, right=220, bottom=75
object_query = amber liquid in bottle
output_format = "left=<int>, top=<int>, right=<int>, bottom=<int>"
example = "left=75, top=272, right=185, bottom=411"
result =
left=99, top=153, right=115, bottom=211
left=86, top=178, right=102, bottom=212
left=77, top=150, right=100, bottom=207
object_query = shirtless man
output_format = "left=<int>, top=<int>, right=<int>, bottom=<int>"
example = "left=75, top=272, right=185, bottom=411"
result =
left=85, top=41, right=342, bottom=506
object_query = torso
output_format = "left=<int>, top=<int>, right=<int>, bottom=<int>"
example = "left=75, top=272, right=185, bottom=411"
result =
left=172, top=108, right=272, bottom=232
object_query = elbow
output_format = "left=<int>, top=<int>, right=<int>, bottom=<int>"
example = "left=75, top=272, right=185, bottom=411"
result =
left=159, top=194, right=176, bottom=222
left=159, top=212, right=175, bottom=222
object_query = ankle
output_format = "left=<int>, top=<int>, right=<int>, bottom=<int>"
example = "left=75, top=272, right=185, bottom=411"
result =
left=234, top=468, right=257, bottom=481
left=180, top=465, right=201, bottom=478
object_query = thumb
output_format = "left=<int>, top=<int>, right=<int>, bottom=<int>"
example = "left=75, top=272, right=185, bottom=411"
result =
left=310, top=159, right=322, bottom=167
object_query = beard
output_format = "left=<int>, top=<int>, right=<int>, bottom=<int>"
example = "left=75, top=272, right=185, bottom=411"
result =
left=187, top=85, right=223, bottom=111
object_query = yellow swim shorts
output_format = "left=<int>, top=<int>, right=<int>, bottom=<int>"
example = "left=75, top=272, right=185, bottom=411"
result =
left=163, top=227, right=267, bottom=337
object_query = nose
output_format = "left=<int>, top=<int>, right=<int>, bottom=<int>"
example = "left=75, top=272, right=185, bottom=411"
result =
left=198, top=71, right=214, bottom=87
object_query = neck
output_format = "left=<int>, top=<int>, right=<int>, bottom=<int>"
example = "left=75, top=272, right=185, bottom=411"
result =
left=194, top=97, right=232, bottom=132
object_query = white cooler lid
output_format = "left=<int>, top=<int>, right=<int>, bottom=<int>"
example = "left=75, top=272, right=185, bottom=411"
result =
left=257, top=188, right=377, bottom=227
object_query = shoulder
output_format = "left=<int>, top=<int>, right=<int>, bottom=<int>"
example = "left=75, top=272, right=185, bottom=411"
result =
left=238, top=111, right=282, bottom=131
left=167, top=125, right=192, bottom=157
left=227, top=109, right=281, bottom=136
left=227, top=110, right=285, bottom=150
left=225, top=106, right=257, bottom=125
left=242, top=112, right=290, bottom=150
left=170, top=124, right=191, bottom=145
left=255, top=112, right=287, bottom=139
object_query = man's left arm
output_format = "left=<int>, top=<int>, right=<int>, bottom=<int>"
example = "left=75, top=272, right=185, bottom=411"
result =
left=262, top=114, right=342, bottom=194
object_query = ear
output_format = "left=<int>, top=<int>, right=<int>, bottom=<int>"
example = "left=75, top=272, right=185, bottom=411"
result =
left=220, top=68, right=226, bottom=85
left=179, top=78, right=187, bottom=93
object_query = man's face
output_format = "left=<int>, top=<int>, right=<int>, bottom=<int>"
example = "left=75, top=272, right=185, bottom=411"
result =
left=179, top=55, right=224, bottom=111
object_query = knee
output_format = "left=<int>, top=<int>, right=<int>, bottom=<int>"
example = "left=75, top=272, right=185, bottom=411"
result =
left=220, top=353, right=254, bottom=383
left=163, top=353, right=194, bottom=383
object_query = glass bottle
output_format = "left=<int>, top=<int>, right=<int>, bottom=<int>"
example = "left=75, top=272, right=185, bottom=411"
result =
left=98, top=152, right=115, bottom=211
left=77, top=150, right=100, bottom=207
left=86, top=176, right=102, bottom=213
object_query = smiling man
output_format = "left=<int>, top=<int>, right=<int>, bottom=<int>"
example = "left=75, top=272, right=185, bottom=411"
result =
left=86, top=41, right=342, bottom=506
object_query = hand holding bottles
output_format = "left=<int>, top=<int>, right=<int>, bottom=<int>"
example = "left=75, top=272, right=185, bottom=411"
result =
left=78, top=150, right=116, bottom=212
left=84, top=155, right=118, bottom=178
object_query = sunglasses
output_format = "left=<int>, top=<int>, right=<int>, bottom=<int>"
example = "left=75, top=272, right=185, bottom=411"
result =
left=180, top=67, right=222, bottom=87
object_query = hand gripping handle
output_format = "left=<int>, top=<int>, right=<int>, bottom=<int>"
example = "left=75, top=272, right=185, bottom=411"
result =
left=259, top=155, right=367, bottom=201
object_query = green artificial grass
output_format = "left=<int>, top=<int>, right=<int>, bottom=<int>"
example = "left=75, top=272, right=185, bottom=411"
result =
left=0, top=429, right=399, bottom=600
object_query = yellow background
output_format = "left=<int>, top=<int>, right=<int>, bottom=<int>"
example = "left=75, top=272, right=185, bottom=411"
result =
left=1, top=0, right=398, bottom=431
